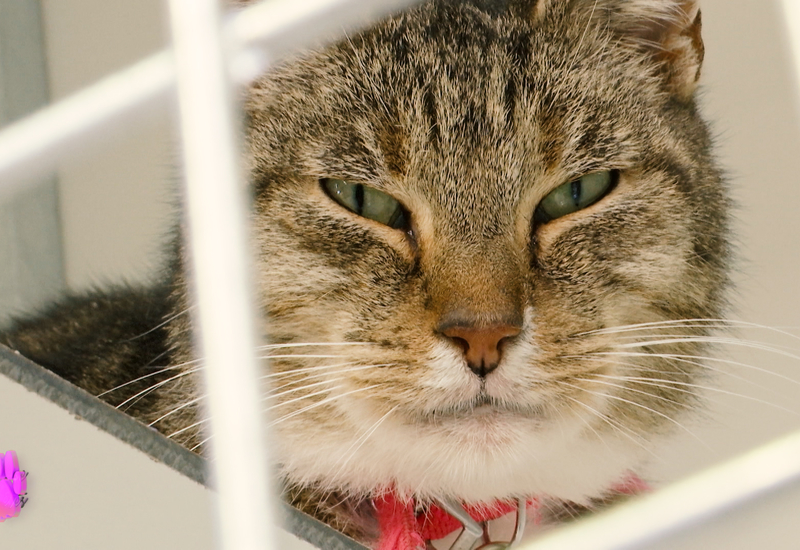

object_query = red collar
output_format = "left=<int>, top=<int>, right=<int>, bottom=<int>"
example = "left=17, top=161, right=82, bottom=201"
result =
left=373, top=492, right=533, bottom=550
left=372, top=474, right=648, bottom=550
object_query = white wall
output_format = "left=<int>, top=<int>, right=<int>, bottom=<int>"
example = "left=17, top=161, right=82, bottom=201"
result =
left=644, top=0, right=800, bottom=484
left=41, top=0, right=176, bottom=289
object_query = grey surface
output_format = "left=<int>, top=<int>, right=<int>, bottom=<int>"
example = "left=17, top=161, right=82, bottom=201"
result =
left=0, top=345, right=367, bottom=550
left=0, top=345, right=208, bottom=487
left=0, top=364, right=218, bottom=550
left=0, top=0, right=65, bottom=322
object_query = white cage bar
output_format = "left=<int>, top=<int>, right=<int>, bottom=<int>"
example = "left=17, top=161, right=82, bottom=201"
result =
left=2, top=0, right=800, bottom=549
left=167, top=0, right=274, bottom=548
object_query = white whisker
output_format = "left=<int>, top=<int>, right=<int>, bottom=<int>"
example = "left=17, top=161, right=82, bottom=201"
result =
left=260, top=363, right=394, bottom=386
left=257, top=354, right=344, bottom=360
left=168, top=416, right=209, bottom=440
left=566, top=353, right=776, bottom=395
left=574, top=351, right=800, bottom=387
left=615, top=334, right=800, bottom=355
left=333, top=406, right=398, bottom=477
left=559, top=393, right=655, bottom=457
left=115, top=367, right=201, bottom=409
left=255, top=342, right=373, bottom=351
left=97, top=358, right=205, bottom=398
left=558, top=380, right=708, bottom=448
left=266, top=377, right=344, bottom=401
left=260, top=361, right=357, bottom=380
left=125, top=306, right=194, bottom=342
left=97, top=365, right=181, bottom=397
left=264, top=384, right=344, bottom=408
left=575, top=318, right=800, bottom=342
left=573, top=376, right=687, bottom=409
left=616, top=337, right=800, bottom=361
left=589, top=373, right=799, bottom=416
left=149, top=394, right=206, bottom=427
left=267, top=363, right=393, bottom=388
left=267, top=384, right=381, bottom=428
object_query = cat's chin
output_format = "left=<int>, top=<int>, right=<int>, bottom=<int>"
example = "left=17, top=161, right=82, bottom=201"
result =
left=278, top=402, right=652, bottom=505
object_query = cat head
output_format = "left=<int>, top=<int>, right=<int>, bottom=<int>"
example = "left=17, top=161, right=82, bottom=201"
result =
left=232, top=0, right=728, bottom=504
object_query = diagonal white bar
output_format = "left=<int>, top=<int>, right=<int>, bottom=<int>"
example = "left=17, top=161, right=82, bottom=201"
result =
left=0, top=0, right=418, bottom=195
left=0, top=51, right=174, bottom=195
left=520, top=429, right=800, bottom=550
left=230, top=0, right=418, bottom=47
left=167, top=0, right=275, bottom=549
left=226, top=0, right=420, bottom=79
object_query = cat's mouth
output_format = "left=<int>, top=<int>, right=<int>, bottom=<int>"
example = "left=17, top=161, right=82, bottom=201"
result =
left=417, top=393, right=545, bottom=423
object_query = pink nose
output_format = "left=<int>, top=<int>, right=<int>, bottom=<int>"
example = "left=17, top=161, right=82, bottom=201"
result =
left=441, top=323, right=521, bottom=377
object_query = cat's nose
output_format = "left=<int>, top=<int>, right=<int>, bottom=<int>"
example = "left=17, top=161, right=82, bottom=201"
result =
left=440, top=322, right=521, bottom=378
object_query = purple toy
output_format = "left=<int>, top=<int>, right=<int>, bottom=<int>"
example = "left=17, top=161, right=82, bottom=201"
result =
left=0, top=451, right=28, bottom=522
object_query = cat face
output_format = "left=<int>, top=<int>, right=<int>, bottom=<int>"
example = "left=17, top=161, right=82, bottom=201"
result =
left=237, top=0, right=728, bottom=503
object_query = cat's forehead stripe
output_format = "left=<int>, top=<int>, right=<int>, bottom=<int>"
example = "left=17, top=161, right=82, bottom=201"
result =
left=249, top=0, right=698, bottom=240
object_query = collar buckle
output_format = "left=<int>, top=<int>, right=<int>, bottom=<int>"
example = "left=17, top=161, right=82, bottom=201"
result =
left=434, top=497, right=526, bottom=550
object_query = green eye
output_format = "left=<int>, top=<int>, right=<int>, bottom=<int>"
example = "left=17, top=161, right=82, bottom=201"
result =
left=535, top=170, right=617, bottom=224
left=322, top=178, right=409, bottom=229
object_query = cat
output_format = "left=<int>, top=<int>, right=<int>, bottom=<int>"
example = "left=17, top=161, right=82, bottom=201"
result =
left=1, top=0, right=729, bottom=546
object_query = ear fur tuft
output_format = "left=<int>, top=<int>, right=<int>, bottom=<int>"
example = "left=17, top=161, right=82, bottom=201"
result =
left=531, top=0, right=704, bottom=101
left=582, top=0, right=705, bottom=100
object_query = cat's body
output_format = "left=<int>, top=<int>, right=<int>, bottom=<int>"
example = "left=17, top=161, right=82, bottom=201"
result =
left=2, top=0, right=729, bottom=545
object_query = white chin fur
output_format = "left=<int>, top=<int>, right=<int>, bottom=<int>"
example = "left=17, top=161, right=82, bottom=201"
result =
left=277, top=407, right=650, bottom=504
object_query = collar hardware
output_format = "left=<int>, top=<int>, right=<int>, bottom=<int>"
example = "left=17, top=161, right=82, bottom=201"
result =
left=434, top=497, right=527, bottom=550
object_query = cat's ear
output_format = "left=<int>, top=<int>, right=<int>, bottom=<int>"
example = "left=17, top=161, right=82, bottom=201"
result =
left=532, top=0, right=704, bottom=101
left=605, top=0, right=704, bottom=101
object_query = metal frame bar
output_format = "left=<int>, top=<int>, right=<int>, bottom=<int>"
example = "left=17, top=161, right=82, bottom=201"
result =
left=167, top=1, right=274, bottom=549
left=2, top=0, right=800, bottom=548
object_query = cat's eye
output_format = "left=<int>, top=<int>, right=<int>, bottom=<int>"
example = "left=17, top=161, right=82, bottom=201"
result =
left=534, top=170, right=617, bottom=224
left=322, top=178, right=409, bottom=229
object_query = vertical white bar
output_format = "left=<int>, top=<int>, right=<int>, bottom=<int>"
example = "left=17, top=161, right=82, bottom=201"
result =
left=167, top=1, right=275, bottom=550
left=782, top=0, right=800, bottom=104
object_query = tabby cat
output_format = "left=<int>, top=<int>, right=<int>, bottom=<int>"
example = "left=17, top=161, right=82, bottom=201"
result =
left=2, top=0, right=729, bottom=546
